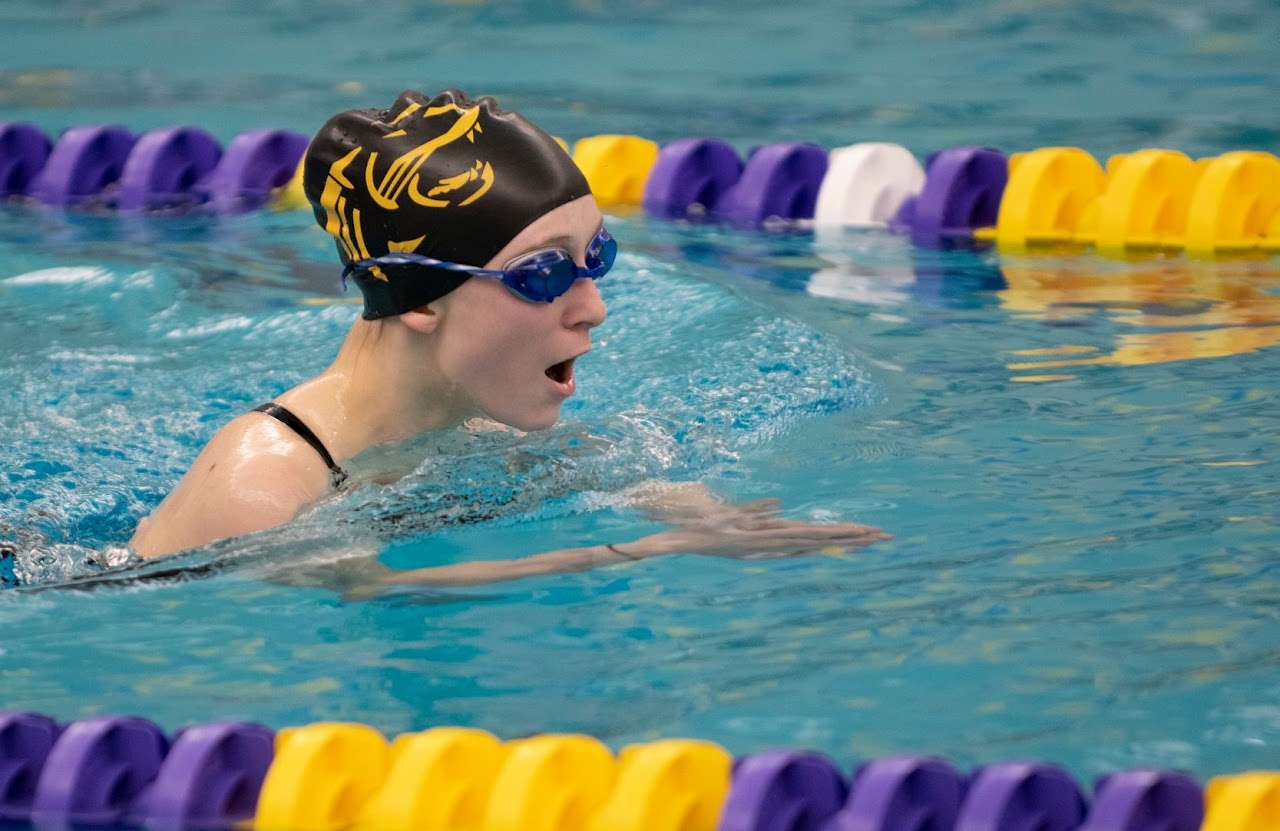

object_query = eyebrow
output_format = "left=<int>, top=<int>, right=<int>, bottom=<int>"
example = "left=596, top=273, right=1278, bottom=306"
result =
left=521, top=223, right=606, bottom=257
left=526, top=234, right=578, bottom=253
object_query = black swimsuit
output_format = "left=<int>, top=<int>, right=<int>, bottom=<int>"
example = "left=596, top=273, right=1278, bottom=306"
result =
left=253, top=403, right=349, bottom=488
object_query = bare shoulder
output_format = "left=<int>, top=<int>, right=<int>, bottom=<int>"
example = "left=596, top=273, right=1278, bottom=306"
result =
left=198, top=411, right=334, bottom=492
left=130, top=411, right=336, bottom=558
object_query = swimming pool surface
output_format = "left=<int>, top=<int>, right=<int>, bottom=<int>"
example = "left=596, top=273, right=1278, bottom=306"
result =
left=2, top=0, right=1279, bottom=786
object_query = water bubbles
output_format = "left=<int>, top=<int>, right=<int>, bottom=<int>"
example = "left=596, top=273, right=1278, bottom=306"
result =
left=92, top=545, right=136, bottom=569
left=13, top=543, right=80, bottom=584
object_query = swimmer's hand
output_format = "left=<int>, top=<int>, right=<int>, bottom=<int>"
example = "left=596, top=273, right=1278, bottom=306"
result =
left=621, top=498, right=891, bottom=561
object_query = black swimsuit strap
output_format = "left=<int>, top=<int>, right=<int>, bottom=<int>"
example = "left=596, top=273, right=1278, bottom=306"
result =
left=253, top=403, right=349, bottom=487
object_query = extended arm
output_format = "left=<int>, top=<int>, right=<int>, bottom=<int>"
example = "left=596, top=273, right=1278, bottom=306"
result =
left=313, top=497, right=890, bottom=598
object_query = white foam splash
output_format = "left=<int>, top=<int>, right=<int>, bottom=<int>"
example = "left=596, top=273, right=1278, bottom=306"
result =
left=3, top=266, right=114, bottom=286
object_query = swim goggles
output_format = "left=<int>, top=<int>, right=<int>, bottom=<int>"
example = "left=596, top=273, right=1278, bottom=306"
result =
left=342, top=227, right=617, bottom=305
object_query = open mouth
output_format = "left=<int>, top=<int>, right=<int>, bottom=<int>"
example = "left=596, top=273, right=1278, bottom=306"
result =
left=545, top=357, right=575, bottom=385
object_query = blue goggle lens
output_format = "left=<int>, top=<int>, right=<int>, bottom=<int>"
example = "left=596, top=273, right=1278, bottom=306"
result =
left=501, top=229, right=616, bottom=302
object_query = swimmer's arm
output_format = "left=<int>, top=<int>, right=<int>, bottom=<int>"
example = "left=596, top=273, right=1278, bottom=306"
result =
left=333, top=499, right=890, bottom=595
left=373, top=542, right=654, bottom=588
left=376, top=482, right=725, bottom=586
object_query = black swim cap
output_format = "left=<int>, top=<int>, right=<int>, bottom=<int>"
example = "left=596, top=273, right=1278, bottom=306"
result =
left=303, top=88, right=591, bottom=319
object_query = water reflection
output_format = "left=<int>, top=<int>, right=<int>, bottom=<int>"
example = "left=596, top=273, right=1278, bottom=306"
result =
left=806, top=255, right=1010, bottom=312
left=0, top=205, right=342, bottom=301
left=634, top=218, right=1011, bottom=306
left=631, top=215, right=1280, bottom=376
left=998, top=258, right=1280, bottom=379
left=766, top=220, right=1280, bottom=379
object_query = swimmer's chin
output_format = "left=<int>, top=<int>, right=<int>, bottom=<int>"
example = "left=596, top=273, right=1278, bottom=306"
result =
left=462, top=417, right=528, bottom=436
left=512, top=416, right=559, bottom=432
left=475, top=410, right=560, bottom=434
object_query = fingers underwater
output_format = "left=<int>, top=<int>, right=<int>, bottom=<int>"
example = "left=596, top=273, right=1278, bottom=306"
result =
left=742, top=521, right=888, bottom=539
left=737, top=498, right=784, bottom=515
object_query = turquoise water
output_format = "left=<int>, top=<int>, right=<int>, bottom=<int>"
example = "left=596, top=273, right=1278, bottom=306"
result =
left=3, top=0, right=1280, bottom=786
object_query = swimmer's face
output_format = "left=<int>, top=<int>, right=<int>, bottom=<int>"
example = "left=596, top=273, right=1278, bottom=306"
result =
left=429, top=195, right=609, bottom=431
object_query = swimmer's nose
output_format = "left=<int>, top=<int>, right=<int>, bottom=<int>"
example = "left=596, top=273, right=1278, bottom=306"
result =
left=563, top=276, right=607, bottom=330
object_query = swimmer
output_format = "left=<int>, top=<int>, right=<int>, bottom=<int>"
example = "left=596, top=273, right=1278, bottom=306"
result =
left=128, top=89, right=889, bottom=588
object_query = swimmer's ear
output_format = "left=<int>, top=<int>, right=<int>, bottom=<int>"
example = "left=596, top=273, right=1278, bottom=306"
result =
left=397, top=305, right=440, bottom=334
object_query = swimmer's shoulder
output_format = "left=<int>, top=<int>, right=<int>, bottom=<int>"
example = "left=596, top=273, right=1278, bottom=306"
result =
left=197, top=409, right=337, bottom=496
left=129, top=410, right=336, bottom=558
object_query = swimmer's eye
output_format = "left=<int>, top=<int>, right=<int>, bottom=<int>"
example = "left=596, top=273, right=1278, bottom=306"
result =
left=496, top=227, right=617, bottom=303
left=586, top=227, right=618, bottom=272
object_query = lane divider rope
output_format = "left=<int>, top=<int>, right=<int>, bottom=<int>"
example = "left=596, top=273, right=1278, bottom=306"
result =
left=3, top=121, right=1277, bottom=258
left=2, top=710, right=1276, bottom=830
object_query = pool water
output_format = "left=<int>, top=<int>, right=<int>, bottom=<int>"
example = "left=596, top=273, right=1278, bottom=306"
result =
left=3, top=0, right=1280, bottom=785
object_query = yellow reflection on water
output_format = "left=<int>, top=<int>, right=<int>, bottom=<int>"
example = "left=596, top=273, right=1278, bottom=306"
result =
left=998, top=259, right=1280, bottom=380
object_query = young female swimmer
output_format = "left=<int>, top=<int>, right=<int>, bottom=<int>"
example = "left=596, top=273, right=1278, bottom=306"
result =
left=128, top=89, right=890, bottom=588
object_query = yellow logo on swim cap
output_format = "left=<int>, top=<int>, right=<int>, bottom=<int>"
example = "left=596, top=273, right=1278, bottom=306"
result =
left=318, top=100, right=496, bottom=280
left=368, top=101, right=495, bottom=210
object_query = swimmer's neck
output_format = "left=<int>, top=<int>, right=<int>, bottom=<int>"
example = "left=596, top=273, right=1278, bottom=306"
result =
left=277, top=317, right=475, bottom=458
